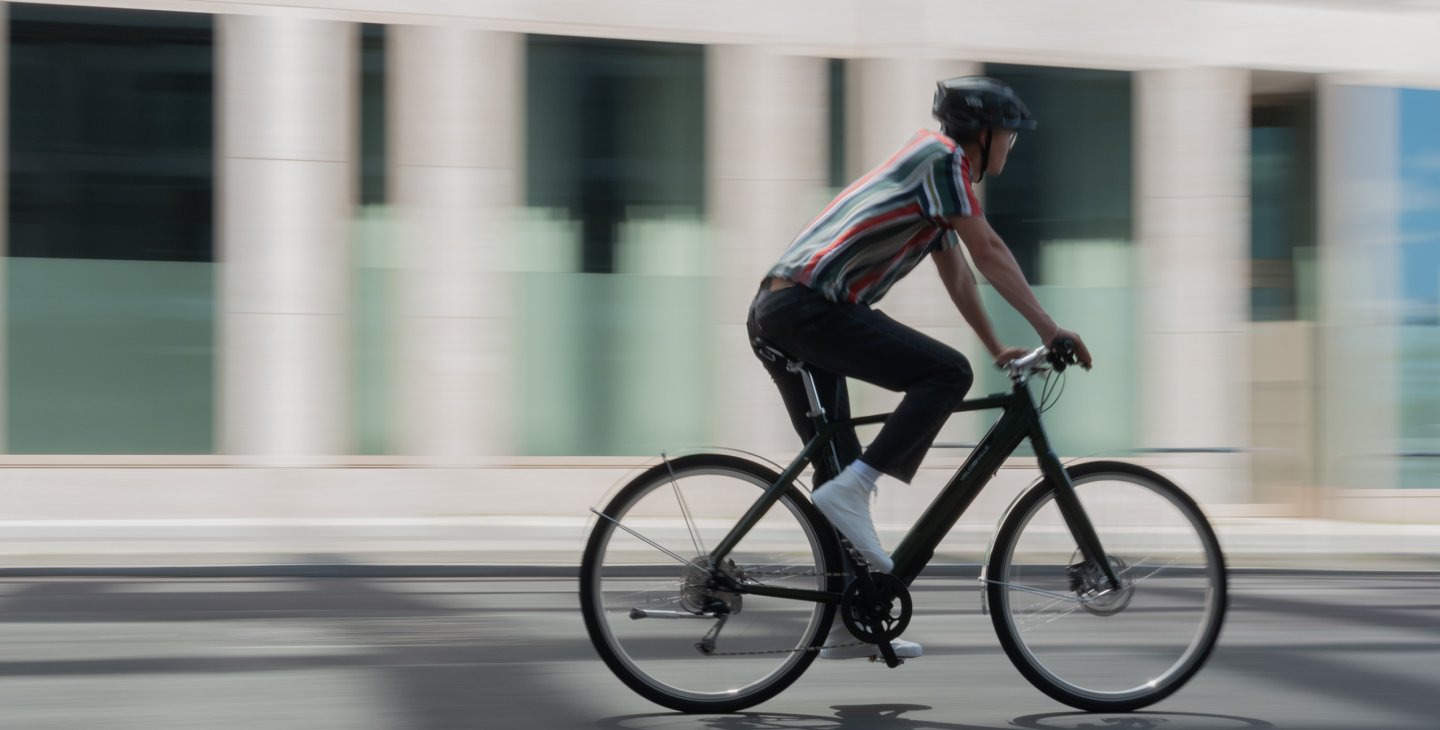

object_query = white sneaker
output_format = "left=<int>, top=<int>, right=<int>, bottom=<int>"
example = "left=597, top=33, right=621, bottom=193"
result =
left=819, top=624, right=923, bottom=660
left=812, top=470, right=893, bottom=573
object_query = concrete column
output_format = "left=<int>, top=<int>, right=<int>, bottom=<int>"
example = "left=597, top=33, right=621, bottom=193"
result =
left=847, top=57, right=979, bottom=183
left=1135, top=67, right=1252, bottom=504
left=391, top=27, right=521, bottom=463
left=218, top=16, right=355, bottom=462
left=707, top=45, right=830, bottom=458
left=1315, top=80, right=1402, bottom=500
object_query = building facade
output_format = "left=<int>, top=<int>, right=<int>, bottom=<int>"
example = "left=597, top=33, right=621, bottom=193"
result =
left=1, top=0, right=1438, bottom=524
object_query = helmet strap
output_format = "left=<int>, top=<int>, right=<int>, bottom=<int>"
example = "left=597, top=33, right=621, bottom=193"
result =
left=974, top=128, right=993, bottom=184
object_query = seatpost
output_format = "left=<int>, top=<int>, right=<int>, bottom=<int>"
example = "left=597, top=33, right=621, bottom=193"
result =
left=788, top=361, right=827, bottom=419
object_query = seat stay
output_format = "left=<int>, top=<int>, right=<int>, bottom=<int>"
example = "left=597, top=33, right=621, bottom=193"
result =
left=706, top=431, right=833, bottom=566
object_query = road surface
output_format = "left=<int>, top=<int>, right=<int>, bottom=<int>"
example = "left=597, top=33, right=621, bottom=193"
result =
left=0, top=571, right=1435, bottom=729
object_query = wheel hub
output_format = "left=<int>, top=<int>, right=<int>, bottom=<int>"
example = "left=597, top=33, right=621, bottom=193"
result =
left=1068, top=555, right=1134, bottom=616
left=680, top=557, right=744, bottom=616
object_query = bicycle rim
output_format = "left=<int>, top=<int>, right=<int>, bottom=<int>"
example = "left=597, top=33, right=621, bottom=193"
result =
left=991, top=469, right=1226, bottom=707
left=583, top=459, right=836, bottom=709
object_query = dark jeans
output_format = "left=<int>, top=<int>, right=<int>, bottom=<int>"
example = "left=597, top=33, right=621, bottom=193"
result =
left=746, top=283, right=974, bottom=485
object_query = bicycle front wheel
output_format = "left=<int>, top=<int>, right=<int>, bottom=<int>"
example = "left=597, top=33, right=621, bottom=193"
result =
left=986, top=461, right=1227, bottom=712
left=580, top=453, right=842, bottom=713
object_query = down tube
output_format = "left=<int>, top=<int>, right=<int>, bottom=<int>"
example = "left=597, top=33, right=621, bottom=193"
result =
left=890, top=406, right=1033, bottom=582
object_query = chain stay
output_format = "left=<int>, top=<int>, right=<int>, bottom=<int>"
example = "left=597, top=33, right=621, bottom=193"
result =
left=680, top=538, right=903, bottom=658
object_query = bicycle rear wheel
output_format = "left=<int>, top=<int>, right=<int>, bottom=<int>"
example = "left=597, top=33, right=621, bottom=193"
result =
left=986, top=461, right=1227, bottom=712
left=580, top=453, right=842, bottom=713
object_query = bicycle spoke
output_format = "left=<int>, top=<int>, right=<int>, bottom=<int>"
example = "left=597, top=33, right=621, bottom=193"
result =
left=984, top=579, right=1081, bottom=604
left=588, top=507, right=705, bottom=572
left=663, top=452, right=707, bottom=559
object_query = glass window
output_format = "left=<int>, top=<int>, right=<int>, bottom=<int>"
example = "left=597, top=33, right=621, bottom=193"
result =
left=6, top=5, right=215, bottom=454
left=1398, top=87, right=1440, bottom=488
left=359, top=24, right=386, bottom=209
left=982, top=64, right=1133, bottom=283
left=1250, top=95, right=1317, bottom=322
left=978, top=64, right=1137, bottom=457
left=519, top=36, right=708, bottom=456
left=828, top=58, right=847, bottom=190
left=352, top=23, right=393, bottom=455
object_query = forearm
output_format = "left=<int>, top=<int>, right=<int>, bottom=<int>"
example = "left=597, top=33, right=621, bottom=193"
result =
left=948, top=276, right=1004, bottom=357
left=973, top=243, right=1057, bottom=341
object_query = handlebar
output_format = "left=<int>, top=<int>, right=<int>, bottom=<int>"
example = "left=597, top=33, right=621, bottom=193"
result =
left=1003, top=337, right=1080, bottom=381
left=1005, top=347, right=1051, bottom=377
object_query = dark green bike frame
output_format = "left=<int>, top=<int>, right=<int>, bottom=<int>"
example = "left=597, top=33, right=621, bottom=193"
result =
left=708, top=377, right=1120, bottom=604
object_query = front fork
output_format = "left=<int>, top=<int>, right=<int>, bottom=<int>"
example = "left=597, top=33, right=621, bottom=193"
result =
left=1028, top=400, right=1122, bottom=592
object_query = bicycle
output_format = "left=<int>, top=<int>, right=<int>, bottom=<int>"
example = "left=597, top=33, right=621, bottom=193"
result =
left=580, top=338, right=1227, bottom=714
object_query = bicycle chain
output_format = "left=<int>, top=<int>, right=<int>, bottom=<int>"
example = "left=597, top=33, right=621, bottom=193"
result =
left=700, top=541, right=887, bottom=657
left=700, top=640, right=868, bottom=657
left=701, top=567, right=864, bottom=657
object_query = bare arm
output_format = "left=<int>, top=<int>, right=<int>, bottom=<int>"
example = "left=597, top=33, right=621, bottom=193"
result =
left=948, top=215, right=1093, bottom=367
left=948, top=216, right=1057, bottom=339
left=932, top=245, right=1009, bottom=359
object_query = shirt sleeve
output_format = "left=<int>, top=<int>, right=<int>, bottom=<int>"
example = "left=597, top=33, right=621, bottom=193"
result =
left=926, top=147, right=983, bottom=224
left=936, top=229, right=963, bottom=251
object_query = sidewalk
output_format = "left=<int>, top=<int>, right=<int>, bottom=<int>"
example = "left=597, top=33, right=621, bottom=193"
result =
left=0, top=515, right=1436, bottom=575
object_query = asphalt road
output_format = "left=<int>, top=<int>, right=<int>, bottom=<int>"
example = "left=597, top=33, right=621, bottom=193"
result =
left=0, top=571, right=1435, bottom=729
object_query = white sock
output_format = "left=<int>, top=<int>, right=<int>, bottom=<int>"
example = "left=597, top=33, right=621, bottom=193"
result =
left=847, top=460, right=882, bottom=487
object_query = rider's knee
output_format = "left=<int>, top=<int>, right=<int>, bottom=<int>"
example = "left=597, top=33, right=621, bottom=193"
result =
left=932, top=357, right=973, bottom=402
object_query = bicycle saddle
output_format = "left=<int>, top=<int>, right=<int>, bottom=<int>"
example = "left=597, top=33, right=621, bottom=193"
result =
left=750, top=336, right=803, bottom=368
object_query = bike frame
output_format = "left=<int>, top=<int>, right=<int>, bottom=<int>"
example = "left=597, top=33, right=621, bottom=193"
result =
left=709, top=376, right=1119, bottom=605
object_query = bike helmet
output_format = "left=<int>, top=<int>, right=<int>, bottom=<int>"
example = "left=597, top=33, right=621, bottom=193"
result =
left=932, top=76, right=1036, bottom=182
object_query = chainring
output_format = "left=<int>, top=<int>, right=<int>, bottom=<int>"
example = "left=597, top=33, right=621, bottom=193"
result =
left=839, top=573, right=912, bottom=643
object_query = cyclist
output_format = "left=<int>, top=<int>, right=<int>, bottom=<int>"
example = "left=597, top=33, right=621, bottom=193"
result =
left=746, top=76, right=1093, bottom=660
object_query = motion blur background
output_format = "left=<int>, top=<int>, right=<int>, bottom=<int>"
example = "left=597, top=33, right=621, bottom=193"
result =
left=0, top=0, right=1438, bottom=566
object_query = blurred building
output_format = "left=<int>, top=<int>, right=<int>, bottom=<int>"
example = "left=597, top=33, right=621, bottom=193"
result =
left=0, top=0, right=1437, bottom=522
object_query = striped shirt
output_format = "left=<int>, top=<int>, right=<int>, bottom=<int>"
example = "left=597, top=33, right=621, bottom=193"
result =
left=767, top=130, right=981, bottom=305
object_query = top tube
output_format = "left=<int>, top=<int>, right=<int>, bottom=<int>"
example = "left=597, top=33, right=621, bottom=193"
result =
left=811, top=346, right=1051, bottom=430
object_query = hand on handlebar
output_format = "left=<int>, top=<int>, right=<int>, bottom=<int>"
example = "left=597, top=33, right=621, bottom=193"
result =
left=1046, top=328, right=1093, bottom=371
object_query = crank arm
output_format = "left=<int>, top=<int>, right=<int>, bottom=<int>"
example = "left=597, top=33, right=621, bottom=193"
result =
left=876, top=640, right=901, bottom=668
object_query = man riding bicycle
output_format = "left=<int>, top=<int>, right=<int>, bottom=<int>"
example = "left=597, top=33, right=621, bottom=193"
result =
left=746, top=76, right=1094, bottom=660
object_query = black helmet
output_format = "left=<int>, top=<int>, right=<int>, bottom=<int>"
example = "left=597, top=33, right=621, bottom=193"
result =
left=932, top=76, right=1037, bottom=136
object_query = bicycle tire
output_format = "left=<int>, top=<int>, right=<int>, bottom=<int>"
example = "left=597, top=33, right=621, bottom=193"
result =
left=986, top=460, right=1228, bottom=712
left=580, top=453, right=843, bottom=713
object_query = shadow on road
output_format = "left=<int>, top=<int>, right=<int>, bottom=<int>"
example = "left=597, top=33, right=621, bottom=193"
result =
left=598, top=704, right=999, bottom=729
left=1011, top=711, right=1275, bottom=729
left=598, top=706, right=1275, bottom=730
